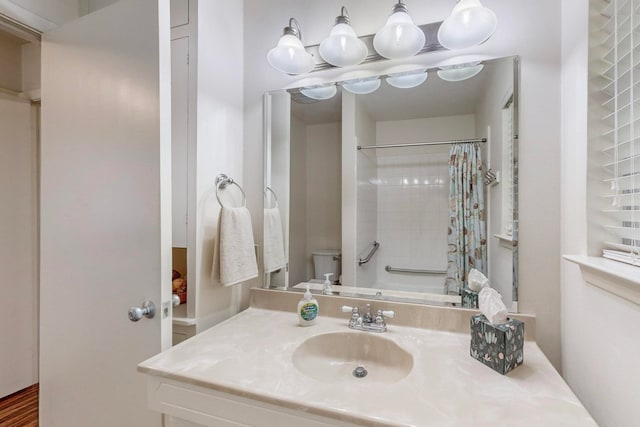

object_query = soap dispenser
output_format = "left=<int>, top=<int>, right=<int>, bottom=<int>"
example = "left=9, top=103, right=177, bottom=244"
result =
left=322, top=273, right=334, bottom=295
left=297, top=284, right=318, bottom=326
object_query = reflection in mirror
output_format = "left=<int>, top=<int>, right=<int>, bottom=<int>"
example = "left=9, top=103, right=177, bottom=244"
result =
left=264, top=56, right=519, bottom=311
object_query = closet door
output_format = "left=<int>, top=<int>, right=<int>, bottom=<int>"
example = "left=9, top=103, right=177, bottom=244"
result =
left=39, top=1, right=172, bottom=426
left=0, top=96, right=37, bottom=399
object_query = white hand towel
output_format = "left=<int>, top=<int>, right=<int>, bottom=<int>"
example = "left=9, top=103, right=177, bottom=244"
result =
left=263, top=207, right=286, bottom=273
left=212, top=206, right=258, bottom=287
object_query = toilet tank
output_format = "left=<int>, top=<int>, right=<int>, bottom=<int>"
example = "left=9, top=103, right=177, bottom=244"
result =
left=311, top=250, right=341, bottom=281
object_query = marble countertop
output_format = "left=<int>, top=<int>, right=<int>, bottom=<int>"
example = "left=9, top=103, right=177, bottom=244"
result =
left=139, top=307, right=596, bottom=427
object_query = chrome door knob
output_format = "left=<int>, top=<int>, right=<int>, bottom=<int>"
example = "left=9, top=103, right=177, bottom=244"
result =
left=172, top=294, right=181, bottom=307
left=128, top=300, right=156, bottom=322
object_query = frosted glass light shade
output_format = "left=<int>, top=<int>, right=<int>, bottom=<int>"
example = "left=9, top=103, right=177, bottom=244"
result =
left=267, top=34, right=315, bottom=75
left=437, top=63, right=484, bottom=81
left=342, top=77, right=381, bottom=95
left=386, top=69, right=428, bottom=88
left=437, top=0, right=497, bottom=50
left=300, top=84, right=337, bottom=100
left=319, top=23, right=368, bottom=67
left=373, top=10, right=425, bottom=59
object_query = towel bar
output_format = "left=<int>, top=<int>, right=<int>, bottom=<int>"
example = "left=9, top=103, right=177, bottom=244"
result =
left=264, top=186, right=279, bottom=208
left=385, top=265, right=446, bottom=274
left=215, top=174, right=247, bottom=208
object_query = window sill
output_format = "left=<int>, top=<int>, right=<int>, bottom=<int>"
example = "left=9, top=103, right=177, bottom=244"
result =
left=563, top=255, right=640, bottom=305
left=493, top=234, right=515, bottom=249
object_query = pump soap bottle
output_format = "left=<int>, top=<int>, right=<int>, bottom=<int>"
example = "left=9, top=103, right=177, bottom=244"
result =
left=297, top=284, right=318, bottom=326
left=322, top=273, right=334, bottom=295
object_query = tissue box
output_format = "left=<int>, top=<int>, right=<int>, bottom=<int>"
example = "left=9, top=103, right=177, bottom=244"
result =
left=462, top=288, right=479, bottom=309
left=470, top=314, right=524, bottom=375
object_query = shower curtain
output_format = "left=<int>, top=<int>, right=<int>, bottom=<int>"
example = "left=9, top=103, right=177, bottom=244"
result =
left=446, top=143, right=487, bottom=294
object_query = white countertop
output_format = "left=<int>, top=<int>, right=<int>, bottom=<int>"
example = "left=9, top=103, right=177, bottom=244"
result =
left=138, top=306, right=595, bottom=427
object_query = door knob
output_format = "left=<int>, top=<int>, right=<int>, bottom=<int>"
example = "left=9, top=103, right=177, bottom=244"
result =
left=128, top=301, right=155, bottom=322
left=172, top=294, right=181, bottom=307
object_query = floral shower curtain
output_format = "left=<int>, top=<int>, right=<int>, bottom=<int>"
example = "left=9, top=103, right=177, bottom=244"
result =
left=446, top=143, right=487, bottom=294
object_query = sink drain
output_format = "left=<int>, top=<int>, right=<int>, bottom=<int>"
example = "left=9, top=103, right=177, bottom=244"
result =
left=353, top=366, right=368, bottom=378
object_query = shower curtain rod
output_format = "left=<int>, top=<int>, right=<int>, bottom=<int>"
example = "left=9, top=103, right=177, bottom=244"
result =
left=357, top=138, right=487, bottom=151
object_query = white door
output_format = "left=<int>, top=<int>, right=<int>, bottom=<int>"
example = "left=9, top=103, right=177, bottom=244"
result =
left=0, top=96, right=38, bottom=399
left=39, top=1, right=172, bottom=426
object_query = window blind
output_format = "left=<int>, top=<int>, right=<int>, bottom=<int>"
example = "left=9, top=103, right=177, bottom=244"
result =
left=600, top=0, right=640, bottom=266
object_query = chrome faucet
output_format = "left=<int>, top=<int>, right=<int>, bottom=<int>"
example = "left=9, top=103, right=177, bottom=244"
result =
left=341, top=304, right=395, bottom=333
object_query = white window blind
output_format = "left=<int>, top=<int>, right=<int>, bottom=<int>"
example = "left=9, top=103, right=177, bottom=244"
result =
left=600, top=0, right=640, bottom=266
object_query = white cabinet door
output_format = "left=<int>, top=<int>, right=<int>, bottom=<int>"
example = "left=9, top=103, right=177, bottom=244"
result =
left=172, top=36, right=189, bottom=248
left=39, top=0, right=172, bottom=426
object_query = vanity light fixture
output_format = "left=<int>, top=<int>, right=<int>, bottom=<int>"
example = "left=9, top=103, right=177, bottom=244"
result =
left=385, top=65, right=428, bottom=89
left=437, top=0, right=497, bottom=50
left=300, top=83, right=338, bottom=100
left=319, top=7, right=368, bottom=67
left=373, top=0, right=425, bottom=60
left=342, top=76, right=381, bottom=95
left=267, top=18, right=315, bottom=75
left=437, top=62, right=484, bottom=82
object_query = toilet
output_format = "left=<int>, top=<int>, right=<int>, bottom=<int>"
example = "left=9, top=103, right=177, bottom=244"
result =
left=312, top=250, right=341, bottom=282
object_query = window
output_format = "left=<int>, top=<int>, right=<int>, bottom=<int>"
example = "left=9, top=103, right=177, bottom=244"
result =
left=592, top=0, right=640, bottom=267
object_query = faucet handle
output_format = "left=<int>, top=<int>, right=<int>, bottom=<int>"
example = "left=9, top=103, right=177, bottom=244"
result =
left=381, top=310, right=395, bottom=318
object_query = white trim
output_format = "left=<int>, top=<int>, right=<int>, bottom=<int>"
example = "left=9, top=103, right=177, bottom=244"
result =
left=564, top=255, right=640, bottom=305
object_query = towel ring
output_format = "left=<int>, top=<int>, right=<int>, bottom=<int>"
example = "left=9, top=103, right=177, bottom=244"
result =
left=264, top=186, right=279, bottom=208
left=215, top=174, right=246, bottom=208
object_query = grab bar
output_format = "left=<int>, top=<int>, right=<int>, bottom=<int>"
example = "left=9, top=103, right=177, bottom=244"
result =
left=358, top=241, right=380, bottom=266
left=385, top=265, right=446, bottom=274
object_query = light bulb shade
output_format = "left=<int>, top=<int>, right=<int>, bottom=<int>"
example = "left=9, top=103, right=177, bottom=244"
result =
left=437, top=63, right=484, bottom=82
left=342, top=77, right=381, bottom=94
left=267, top=34, right=315, bottom=75
left=386, top=69, right=428, bottom=88
left=373, top=11, right=425, bottom=59
left=300, top=84, right=337, bottom=100
left=319, top=23, right=368, bottom=67
left=437, top=0, right=497, bottom=50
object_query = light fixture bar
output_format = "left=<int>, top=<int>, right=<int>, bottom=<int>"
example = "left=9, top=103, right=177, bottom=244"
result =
left=305, top=21, right=445, bottom=73
left=357, top=138, right=486, bottom=150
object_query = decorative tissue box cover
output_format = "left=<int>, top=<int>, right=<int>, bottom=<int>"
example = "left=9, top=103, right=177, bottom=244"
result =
left=462, top=288, right=479, bottom=309
left=470, top=314, right=524, bottom=375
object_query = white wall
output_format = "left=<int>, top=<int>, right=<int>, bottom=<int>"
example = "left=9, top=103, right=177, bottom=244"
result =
left=289, top=114, right=307, bottom=285
left=373, top=115, right=474, bottom=293
left=560, top=1, right=640, bottom=426
left=243, top=0, right=562, bottom=369
left=0, top=34, right=22, bottom=92
left=0, top=95, right=38, bottom=397
left=353, top=97, right=377, bottom=286
left=193, top=0, right=245, bottom=330
left=474, top=59, right=515, bottom=302
left=305, top=122, right=341, bottom=279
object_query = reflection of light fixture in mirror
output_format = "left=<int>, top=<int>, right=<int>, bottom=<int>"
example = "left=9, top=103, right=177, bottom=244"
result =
left=342, top=76, right=381, bottom=94
left=300, top=83, right=337, bottom=100
left=386, top=68, right=428, bottom=89
left=267, top=18, right=315, bottom=75
left=319, top=7, right=368, bottom=67
left=437, top=62, right=484, bottom=81
left=373, top=0, right=425, bottom=59
left=437, top=0, right=497, bottom=50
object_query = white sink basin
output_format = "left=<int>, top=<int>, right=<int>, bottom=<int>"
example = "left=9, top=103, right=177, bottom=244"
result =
left=292, top=332, right=413, bottom=383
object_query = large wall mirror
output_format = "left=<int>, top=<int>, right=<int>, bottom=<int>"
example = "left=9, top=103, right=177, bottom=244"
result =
left=264, top=56, right=519, bottom=310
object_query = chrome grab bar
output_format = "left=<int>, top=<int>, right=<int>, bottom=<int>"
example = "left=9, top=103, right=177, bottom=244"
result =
left=385, top=265, right=446, bottom=274
left=358, top=241, right=380, bottom=266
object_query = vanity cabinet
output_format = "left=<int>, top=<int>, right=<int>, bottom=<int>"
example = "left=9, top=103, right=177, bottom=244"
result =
left=149, top=377, right=357, bottom=427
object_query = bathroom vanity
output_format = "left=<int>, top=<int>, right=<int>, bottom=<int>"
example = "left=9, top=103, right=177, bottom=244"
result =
left=138, top=289, right=596, bottom=427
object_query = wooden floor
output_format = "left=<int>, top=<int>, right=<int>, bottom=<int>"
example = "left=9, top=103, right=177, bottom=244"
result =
left=0, top=384, right=38, bottom=427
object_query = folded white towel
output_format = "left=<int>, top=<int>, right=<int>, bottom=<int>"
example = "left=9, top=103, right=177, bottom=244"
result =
left=263, top=207, right=286, bottom=273
left=212, top=206, right=258, bottom=287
